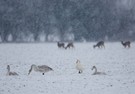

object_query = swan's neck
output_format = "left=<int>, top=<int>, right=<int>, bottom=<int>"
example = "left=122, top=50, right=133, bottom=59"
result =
left=32, top=66, right=38, bottom=71
left=7, top=69, right=10, bottom=72
left=7, top=68, right=10, bottom=75
left=7, top=66, right=10, bottom=72
left=94, top=67, right=97, bottom=74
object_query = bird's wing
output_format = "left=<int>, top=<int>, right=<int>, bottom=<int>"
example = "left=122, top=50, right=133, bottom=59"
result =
left=38, top=65, right=52, bottom=69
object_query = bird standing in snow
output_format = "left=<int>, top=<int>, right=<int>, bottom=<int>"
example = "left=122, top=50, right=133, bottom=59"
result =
left=76, top=59, right=84, bottom=74
left=91, top=66, right=106, bottom=75
left=28, top=64, right=53, bottom=75
left=6, top=65, right=18, bottom=76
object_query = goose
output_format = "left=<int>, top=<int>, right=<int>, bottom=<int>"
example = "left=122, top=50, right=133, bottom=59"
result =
left=91, top=66, right=106, bottom=75
left=6, top=65, right=18, bottom=76
left=76, top=59, right=84, bottom=74
left=28, top=64, right=53, bottom=75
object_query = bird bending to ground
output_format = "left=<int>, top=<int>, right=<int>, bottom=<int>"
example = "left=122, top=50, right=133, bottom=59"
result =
left=28, top=64, right=53, bottom=75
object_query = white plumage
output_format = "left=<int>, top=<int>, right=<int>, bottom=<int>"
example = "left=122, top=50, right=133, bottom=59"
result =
left=91, top=66, right=106, bottom=75
left=76, top=59, right=84, bottom=74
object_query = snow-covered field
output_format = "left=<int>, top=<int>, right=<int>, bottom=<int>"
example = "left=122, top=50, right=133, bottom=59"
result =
left=0, top=42, right=135, bottom=94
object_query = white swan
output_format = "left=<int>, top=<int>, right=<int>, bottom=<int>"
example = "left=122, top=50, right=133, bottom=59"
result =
left=6, top=65, right=18, bottom=76
left=91, top=66, right=106, bottom=75
left=28, top=64, right=53, bottom=75
left=76, top=59, right=84, bottom=74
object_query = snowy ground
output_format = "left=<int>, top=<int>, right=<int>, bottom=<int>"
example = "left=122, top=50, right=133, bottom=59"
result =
left=0, top=42, right=135, bottom=94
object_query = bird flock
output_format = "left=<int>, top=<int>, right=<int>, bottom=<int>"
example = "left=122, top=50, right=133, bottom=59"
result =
left=6, top=59, right=106, bottom=76
left=6, top=41, right=131, bottom=76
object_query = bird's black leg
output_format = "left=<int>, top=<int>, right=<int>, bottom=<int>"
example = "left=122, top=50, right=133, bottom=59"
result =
left=42, top=73, right=44, bottom=75
left=78, top=70, right=82, bottom=74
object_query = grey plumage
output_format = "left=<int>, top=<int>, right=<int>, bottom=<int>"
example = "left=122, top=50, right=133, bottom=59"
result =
left=6, top=65, right=18, bottom=76
left=28, top=64, right=53, bottom=75
left=92, top=66, right=106, bottom=75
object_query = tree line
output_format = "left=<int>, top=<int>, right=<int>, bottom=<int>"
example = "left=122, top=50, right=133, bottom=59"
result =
left=0, top=0, right=135, bottom=42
